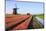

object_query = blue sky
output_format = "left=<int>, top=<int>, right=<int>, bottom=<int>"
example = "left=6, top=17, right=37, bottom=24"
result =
left=6, top=0, right=44, bottom=15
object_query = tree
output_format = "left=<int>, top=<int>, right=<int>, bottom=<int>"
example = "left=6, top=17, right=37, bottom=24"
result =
left=27, top=13, right=30, bottom=15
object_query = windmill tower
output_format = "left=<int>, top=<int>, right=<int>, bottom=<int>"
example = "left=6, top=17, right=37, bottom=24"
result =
left=13, top=8, right=18, bottom=14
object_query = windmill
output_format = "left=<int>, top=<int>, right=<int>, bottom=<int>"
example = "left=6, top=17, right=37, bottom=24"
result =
left=13, top=1, right=19, bottom=14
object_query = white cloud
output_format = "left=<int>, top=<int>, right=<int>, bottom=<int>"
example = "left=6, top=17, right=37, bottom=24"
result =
left=16, top=0, right=44, bottom=2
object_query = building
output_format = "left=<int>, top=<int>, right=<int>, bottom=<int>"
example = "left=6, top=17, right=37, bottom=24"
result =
left=13, top=8, right=17, bottom=14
